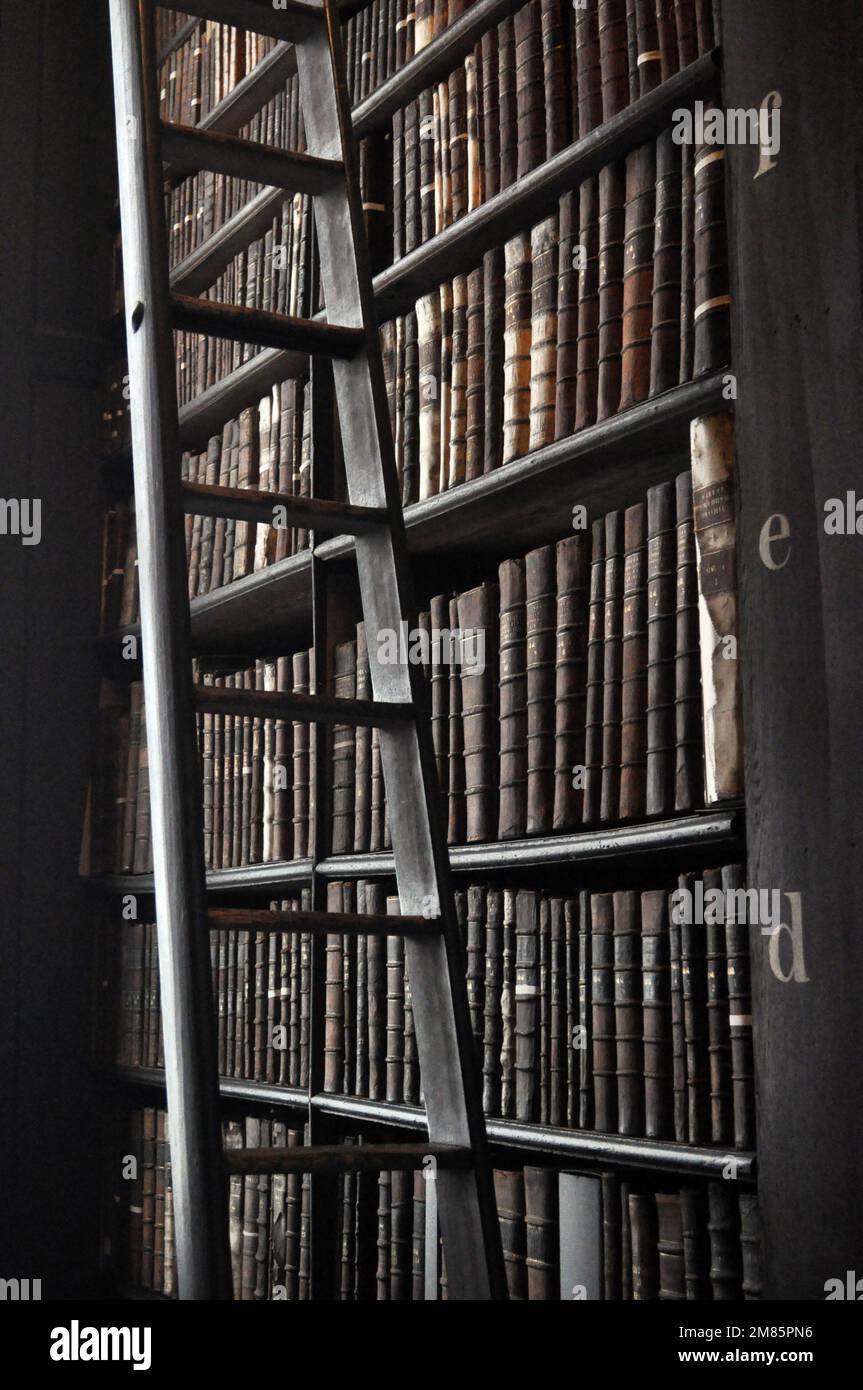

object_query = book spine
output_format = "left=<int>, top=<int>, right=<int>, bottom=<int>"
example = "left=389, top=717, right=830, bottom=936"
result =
left=500, top=889, right=518, bottom=1118
left=553, top=535, right=590, bottom=829
left=596, top=161, right=626, bottom=421
left=591, top=892, right=617, bottom=1132
left=707, top=1182, right=742, bottom=1299
left=554, top=191, right=579, bottom=440
left=641, top=888, right=673, bottom=1138
left=634, top=0, right=663, bottom=95
left=693, top=116, right=731, bottom=375
left=483, top=889, right=504, bottom=1115
left=386, top=899, right=405, bottom=1104
left=680, top=872, right=710, bottom=1144
left=528, top=215, right=559, bottom=453
left=646, top=481, right=678, bottom=815
left=582, top=518, right=606, bottom=823
left=541, top=0, right=568, bottom=156
left=448, top=273, right=468, bottom=487
left=629, top=1190, right=659, bottom=1299
left=722, top=862, right=756, bottom=1150
left=353, top=626, right=372, bottom=854
left=674, top=470, right=703, bottom=810
left=575, top=0, right=603, bottom=137
left=619, top=143, right=656, bottom=411
left=703, top=865, right=732, bottom=1144
left=465, top=266, right=485, bottom=480
left=691, top=412, right=742, bottom=801
left=599, top=0, right=630, bottom=121
left=650, top=129, right=683, bottom=396
left=525, top=545, right=557, bottom=835
left=524, top=1166, right=559, bottom=1300
left=446, top=593, right=466, bottom=843
left=613, top=890, right=644, bottom=1136
left=483, top=247, right=506, bottom=471
left=457, top=583, right=500, bottom=843
left=680, top=1185, right=710, bottom=1298
left=577, top=891, right=593, bottom=1128
left=674, top=0, right=698, bottom=66
left=656, top=1192, right=685, bottom=1300
left=503, top=233, right=533, bottom=465
left=497, top=17, right=517, bottom=190
left=498, top=558, right=528, bottom=840
left=515, top=890, right=540, bottom=1122
left=619, top=502, right=648, bottom=820
left=600, top=509, right=624, bottom=822
left=549, top=898, right=566, bottom=1126
left=495, top=1168, right=528, bottom=1300
left=416, top=292, right=442, bottom=498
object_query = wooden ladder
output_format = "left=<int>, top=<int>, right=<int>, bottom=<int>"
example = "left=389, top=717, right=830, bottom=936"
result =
left=107, top=0, right=506, bottom=1300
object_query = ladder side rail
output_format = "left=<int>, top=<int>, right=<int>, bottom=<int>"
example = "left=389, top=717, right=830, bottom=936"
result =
left=108, top=0, right=232, bottom=1300
left=293, top=0, right=506, bottom=1300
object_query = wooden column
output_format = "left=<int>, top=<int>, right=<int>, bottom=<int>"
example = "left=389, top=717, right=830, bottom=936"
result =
left=723, top=0, right=863, bottom=1298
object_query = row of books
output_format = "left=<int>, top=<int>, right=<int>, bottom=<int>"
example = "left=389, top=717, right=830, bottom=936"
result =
left=90, top=413, right=741, bottom=873
left=111, top=1108, right=759, bottom=1300
left=108, top=863, right=755, bottom=1149
left=156, top=16, right=277, bottom=128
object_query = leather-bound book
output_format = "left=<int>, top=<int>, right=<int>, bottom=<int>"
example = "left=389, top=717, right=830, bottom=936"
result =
left=390, top=1169, right=412, bottom=1301
left=466, top=884, right=487, bottom=1051
left=600, top=509, right=624, bottom=822
left=599, top=0, right=629, bottom=121
left=500, top=888, right=518, bottom=1117
left=674, top=0, right=698, bottom=66
left=525, top=546, right=556, bottom=834
left=483, top=246, right=506, bottom=471
left=481, top=26, right=500, bottom=196
left=291, top=650, right=311, bottom=860
left=739, top=1193, right=763, bottom=1299
left=498, top=17, right=517, bottom=189
left=573, top=177, right=601, bottom=432
left=353, top=887, right=369, bottom=1098
left=394, top=317, right=407, bottom=497
left=656, top=1193, right=685, bottom=1299
left=457, top=582, right=500, bottom=842
left=132, top=703, right=152, bottom=874
left=553, top=534, right=590, bottom=829
left=439, top=283, right=453, bottom=490
left=722, top=862, right=756, bottom=1150
left=692, top=413, right=742, bottom=801
left=466, top=47, right=483, bottom=213
left=575, top=0, right=602, bottom=136
left=693, top=112, right=731, bottom=375
left=650, top=130, right=683, bottom=396
left=448, top=64, right=468, bottom=223
left=539, top=898, right=551, bottom=1122
left=448, top=274, right=468, bottom=487
left=529, top=214, right=559, bottom=452
left=392, top=110, right=405, bottom=263
left=620, top=143, right=656, bottom=411
left=429, top=593, right=451, bottom=822
left=646, top=481, right=677, bottom=815
left=525, top=1167, right=559, bottom=1300
left=411, top=1170, right=426, bottom=1300
left=465, top=266, right=485, bottom=479
left=596, top=161, right=626, bottom=421
left=601, top=1172, right=622, bottom=1299
left=515, top=889, right=540, bottom=1122
left=403, top=101, right=420, bottom=255
left=418, top=86, right=436, bottom=242
left=624, top=0, right=639, bottom=102
left=619, top=503, right=648, bottom=819
left=582, top=518, right=606, bottom=823
left=591, top=892, right=617, bottom=1131
left=674, top=471, right=703, bottom=810
left=554, top=191, right=579, bottom=440
left=375, top=1171, right=392, bottom=1299
left=679, top=871, right=710, bottom=1144
left=241, top=1116, right=261, bottom=1300
left=668, top=896, right=687, bottom=1141
left=483, top=888, right=504, bottom=1115
left=549, top=898, right=566, bottom=1126
left=386, top=896, right=406, bottom=1104
left=498, top=557, right=528, bottom=840
left=403, top=310, right=420, bottom=503
left=707, top=1182, right=742, bottom=1299
left=341, top=886, right=357, bottom=1095
left=272, top=656, right=292, bottom=863
left=503, top=233, right=533, bottom=464
left=495, top=1169, right=528, bottom=1299
left=119, top=682, right=144, bottom=873
left=416, top=291, right=442, bottom=498
left=703, top=865, right=732, bottom=1144
left=540, top=0, right=568, bottom=156
left=613, top=890, right=644, bottom=1135
left=641, top=889, right=672, bottom=1138
left=364, top=881, right=387, bottom=1101
left=576, top=892, right=593, bottom=1128
left=634, top=0, right=662, bottom=95
left=655, top=0, right=680, bottom=79
left=232, top=406, right=259, bottom=579
left=695, top=0, right=715, bottom=51
left=629, top=1190, right=659, bottom=1299
left=680, top=1186, right=710, bottom=1298
left=678, top=141, right=695, bottom=383
left=330, top=640, right=356, bottom=856
left=446, top=593, right=466, bottom=843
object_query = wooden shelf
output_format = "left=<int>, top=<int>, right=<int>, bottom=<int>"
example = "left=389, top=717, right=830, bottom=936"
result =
left=96, top=807, right=742, bottom=898
left=108, top=1067, right=755, bottom=1179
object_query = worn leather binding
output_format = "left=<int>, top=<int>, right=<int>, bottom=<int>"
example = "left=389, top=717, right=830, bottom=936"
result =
left=674, top=470, right=704, bottom=810
left=539, top=897, right=550, bottom=1120
left=707, top=1182, right=743, bottom=1299
left=465, top=266, right=485, bottom=479
left=481, top=25, right=500, bottom=195
left=679, top=871, right=710, bottom=1144
left=495, top=1168, right=528, bottom=1299
left=514, top=2, right=545, bottom=178
left=448, top=273, right=468, bottom=487
left=330, top=640, right=357, bottom=856
left=429, top=592, right=451, bottom=821
left=591, top=891, right=617, bottom=1131
left=458, top=581, right=500, bottom=841
left=679, top=1185, right=709, bottom=1298
left=483, top=888, right=505, bottom=1114
left=695, top=0, right=716, bottom=52
left=525, top=545, right=557, bottom=834
left=291, top=650, right=311, bottom=860
left=549, top=897, right=566, bottom=1125
left=620, top=502, right=649, bottom=819
left=629, top=1190, right=659, bottom=1298
left=575, top=0, right=603, bottom=136
left=540, top=0, right=569, bottom=156
left=691, top=411, right=743, bottom=801
left=528, top=214, right=559, bottom=452
left=466, top=884, right=487, bottom=1046
left=324, top=884, right=345, bottom=1094
left=553, top=534, right=590, bottom=829
left=498, top=16, right=518, bottom=190
left=600, top=509, right=625, bottom=822
left=640, top=888, right=673, bottom=1138
left=601, top=1172, right=623, bottom=1298
left=448, top=61, right=468, bottom=222
left=702, top=865, right=733, bottom=1144
left=650, top=129, right=683, bottom=396
left=515, top=889, right=540, bottom=1122
left=416, top=290, right=442, bottom=498
left=633, top=0, right=661, bottom=96
left=524, top=1166, right=559, bottom=1299
left=483, top=246, right=506, bottom=471
left=739, top=1193, right=763, bottom=1299
left=582, top=517, right=607, bottom=823
left=599, top=0, right=630, bottom=122
left=656, top=1192, right=685, bottom=1300
left=668, top=898, right=687, bottom=1141
left=693, top=117, right=731, bottom=376
left=678, top=139, right=695, bottom=384
left=439, top=281, right=453, bottom=488
left=503, top=231, right=533, bottom=464
left=446, top=593, right=466, bottom=843
left=498, top=557, right=528, bottom=839
left=500, top=888, right=518, bottom=1117
left=353, top=625, right=371, bottom=855
left=645, top=481, right=678, bottom=815
left=597, top=160, right=626, bottom=420
left=466, top=46, right=483, bottom=212
left=402, top=309, right=420, bottom=504
left=554, top=191, right=580, bottom=439
left=385, top=895, right=406, bottom=1105
left=620, top=143, right=657, bottom=410
left=613, top=890, right=644, bottom=1135
left=402, top=100, right=420, bottom=254
left=722, top=862, right=756, bottom=1150
left=674, top=0, right=698, bottom=67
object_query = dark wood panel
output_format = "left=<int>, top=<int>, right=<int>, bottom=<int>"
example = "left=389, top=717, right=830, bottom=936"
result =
left=724, top=0, right=863, bottom=1300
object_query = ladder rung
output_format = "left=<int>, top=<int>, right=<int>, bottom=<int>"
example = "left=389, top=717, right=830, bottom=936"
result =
left=167, top=0, right=323, bottom=45
left=160, top=122, right=343, bottom=193
left=171, top=294, right=364, bottom=359
left=194, top=685, right=414, bottom=729
left=207, top=907, right=436, bottom=935
left=180, top=481, right=387, bottom=535
left=223, top=1143, right=473, bottom=1176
